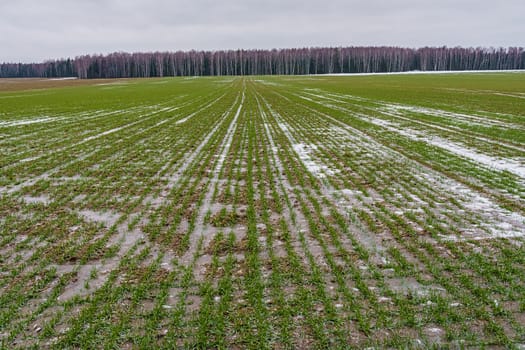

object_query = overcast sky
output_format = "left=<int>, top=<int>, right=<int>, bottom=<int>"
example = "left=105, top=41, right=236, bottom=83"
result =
left=1, top=0, right=523, bottom=63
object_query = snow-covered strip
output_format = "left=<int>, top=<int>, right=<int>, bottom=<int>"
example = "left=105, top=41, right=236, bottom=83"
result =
left=306, top=89, right=521, bottom=130
left=273, top=114, right=337, bottom=180
left=493, top=92, right=525, bottom=99
left=450, top=88, right=525, bottom=99
left=48, top=77, right=78, bottom=81
left=2, top=104, right=193, bottom=169
left=315, top=92, right=525, bottom=157
left=428, top=137, right=525, bottom=178
left=378, top=103, right=522, bottom=129
left=178, top=89, right=245, bottom=266
left=374, top=105, right=525, bottom=153
left=367, top=118, right=525, bottom=179
left=257, top=92, right=336, bottom=180
left=18, top=156, right=40, bottom=163
left=299, top=91, right=525, bottom=166
left=212, top=91, right=244, bottom=172
left=175, top=116, right=191, bottom=124
left=253, top=80, right=283, bottom=86
left=316, top=69, right=525, bottom=77
left=0, top=117, right=60, bottom=127
left=81, top=124, right=131, bottom=142
left=80, top=105, right=179, bottom=143
left=212, top=92, right=244, bottom=174
left=0, top=92, right=51, bottom=99
left=175, top=92, right=226, bottom=125
left=1, top=108, right=140, bottom=130
left=96, top=81, right=130, bottom=86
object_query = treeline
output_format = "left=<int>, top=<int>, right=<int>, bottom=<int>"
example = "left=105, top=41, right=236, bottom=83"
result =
left=1, top=46, right=524, bottom=79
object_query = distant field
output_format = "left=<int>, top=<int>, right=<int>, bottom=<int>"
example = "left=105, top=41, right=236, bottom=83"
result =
left=1, top=73, right=524, bottom=348
left=0, top=78, right=116, bottom=92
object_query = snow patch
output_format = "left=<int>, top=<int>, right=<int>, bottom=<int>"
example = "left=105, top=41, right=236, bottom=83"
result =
left=442, top=182, right=525, bottom=240
left=292, top=142, right=337, bottom=179
left=22, top=195, right=51, bottom=205
left=293, top=143, right=335, bottom=178
left=48, top=77, right=78, bottom=81
left=82, top=125, right=129, bottom=142
left=79, top=209, right=120, bottom=228
left=96, top=81, right=129, bottom=86
left=0, top=117, right=57, bottom=127
left=317, top=69, right=525, bottom=77
left=368, top=117, right=525, bottom=179
left=427, top=136, right=525, bottom=179
left=275, top=121, right=337, bottom=180
left=410, top=171, right=525, bottom=241
left=380, top=103, right=519, bottom=129
left=254, top=80, right=283, bottom=86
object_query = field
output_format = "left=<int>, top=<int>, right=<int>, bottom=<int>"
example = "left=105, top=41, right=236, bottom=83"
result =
left=1, top=73, right=524, bottom=348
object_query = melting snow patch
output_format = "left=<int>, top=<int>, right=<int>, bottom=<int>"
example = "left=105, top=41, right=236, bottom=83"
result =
left=368, top=117, right=525, bottom=180
left=96, top=81, right=129, bottom=86
left=0, top=117, right=57, bottom=127
left=23, top=195, right=51, bottom=205
left=293, top=143, right=336, bottom=178
left=380, top=103, right=517, bottom=128
left=19, top=156, right=40, bottom=163
left=318, top=69, right=525, bottom=77
left=49, top=77, right=78, bottom=81
left=82, top=125, right=128, bottom=142
left=424, top=326, right=444, bottom=340
left=494, top=92, right=525, bottom=99
left=253, top=80, right=282, bottom=86
left=278, top=123, right=289, bottom=133
left=79, top=209, right=120, bottom=228
left=175, top=117, right=190, bottom=124
left=411, top=172, right=525, bottom=241
left=425, top=136, right=525, bottom=179
left=385, top=277, right=446, bottom=297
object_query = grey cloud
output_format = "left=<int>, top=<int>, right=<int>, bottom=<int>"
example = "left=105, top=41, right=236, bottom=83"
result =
left=1, top=0, right=524, bottom=62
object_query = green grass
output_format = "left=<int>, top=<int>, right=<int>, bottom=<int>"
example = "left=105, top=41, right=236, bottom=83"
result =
left=0, top=73, right=524, bottom=348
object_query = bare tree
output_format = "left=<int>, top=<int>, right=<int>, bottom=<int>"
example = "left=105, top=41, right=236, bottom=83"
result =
left=1, top=47, right=523, bottom=79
